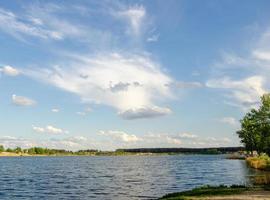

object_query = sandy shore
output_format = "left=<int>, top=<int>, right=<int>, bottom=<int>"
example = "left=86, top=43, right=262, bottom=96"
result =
left=0, top=152, right=31, bottom=156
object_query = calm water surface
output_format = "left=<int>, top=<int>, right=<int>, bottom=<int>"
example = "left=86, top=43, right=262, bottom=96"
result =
left=0, top=155, right=260, bottom=199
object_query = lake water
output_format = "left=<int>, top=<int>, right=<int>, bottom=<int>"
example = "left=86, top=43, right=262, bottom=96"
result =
left=0, top=155, right=261, bottom=199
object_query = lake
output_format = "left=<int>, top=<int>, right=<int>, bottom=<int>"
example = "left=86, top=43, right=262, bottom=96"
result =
left=0, top=155, right=261, bottom=199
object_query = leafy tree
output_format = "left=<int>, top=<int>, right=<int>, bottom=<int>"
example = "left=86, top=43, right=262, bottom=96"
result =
left=6, top=148, right=14, bottom=152
left=237, top=94, right=270, bottom=155
left=0, top=145, right=4, bottom=152
left=14, top=147, right=22, bottom=153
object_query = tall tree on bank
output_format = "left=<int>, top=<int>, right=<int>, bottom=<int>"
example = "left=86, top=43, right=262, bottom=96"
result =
left=237, top=94, right=270, bottom=155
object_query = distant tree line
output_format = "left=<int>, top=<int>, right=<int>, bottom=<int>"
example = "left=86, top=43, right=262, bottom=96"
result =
left=117, top=147, right=244, bottom=154
left=0, top=146, right=99, bottom=155
left=237, top=94, right=270, bottom=156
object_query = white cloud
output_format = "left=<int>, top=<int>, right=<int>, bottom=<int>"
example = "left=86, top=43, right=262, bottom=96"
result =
left=99, top=130, right=141, bottom=143
left=32, top=126, right=45, bottom=133
left=253, top=50, right=270, bottom=61
left=207, top=25, right=270, bottom=111
left=25, top=53, right=173, bottom=119
left=117, top=5, right=146, bottom=35
left=51, top=108, right=59, bottom=113
left=206, top=76, right=266, bottom=110
left=0, top=136, right=37, bottom=149
left=219, top=117, right=239, bottom=126
left=0, top=135, right=97, bottom=151
left=32, top=125, right=68, bottom=134
left=0, top=131, right=236, bottom=151
left=12, top=94, right=36, bottom=106
left=0, top=8, right=62, bottom=40
left=0, top=5, right=109, bottom=43
left=0, top=65, right=20, bottom=76
left=119, top=106, right=172, bottom=119
left=178, top=132, right=198, bottom=139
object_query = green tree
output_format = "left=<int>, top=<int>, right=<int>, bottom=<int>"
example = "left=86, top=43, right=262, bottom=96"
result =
left=0, top=145, right=4, bottom=152
left=14, top=147, right=22, bottom=153
left=6, top=148, right=13, bottom=152
left=237, top=94, right=270, bottom=155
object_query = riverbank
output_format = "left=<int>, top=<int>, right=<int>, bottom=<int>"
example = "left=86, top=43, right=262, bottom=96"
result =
left=246, top=155, right=270, bottom=171
left=159, top=185, right=270, bottom=200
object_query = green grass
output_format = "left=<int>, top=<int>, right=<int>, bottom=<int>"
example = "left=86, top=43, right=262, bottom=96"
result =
left=159, top=185, right=248, bottom=200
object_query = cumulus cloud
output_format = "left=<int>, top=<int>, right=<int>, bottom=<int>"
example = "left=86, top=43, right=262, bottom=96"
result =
left=0, top=135, right=98, bottom=151
left=1, top=130, right=235, bottom=151
left=24, top=53, right=173, bottom=119
left=119, top=106, right=172, bottom=119
left=12, top=94, right=36, bottom=106
left=97, top=130, right=235, bottom=149
left=0, top=65, right=20, bottom=76
left=32, top=125, right=68, bottom=134
left=99, top=130, right=141, bottom=143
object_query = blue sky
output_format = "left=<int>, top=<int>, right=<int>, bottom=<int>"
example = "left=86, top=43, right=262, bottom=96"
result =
left=1, top=0, right=270, bottom=150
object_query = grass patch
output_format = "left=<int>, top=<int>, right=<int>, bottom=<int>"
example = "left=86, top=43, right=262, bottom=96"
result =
left=159, top=185, right=248, bottom=200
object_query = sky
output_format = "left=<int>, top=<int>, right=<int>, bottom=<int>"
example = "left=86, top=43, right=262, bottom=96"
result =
left=1, top=0, right=270, bottom=150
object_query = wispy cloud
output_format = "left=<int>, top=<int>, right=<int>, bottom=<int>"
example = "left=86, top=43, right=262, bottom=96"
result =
left=206, top=75, right=266, bottom=110
left=172, top=81, right=203, bottom=89
left=0, top=65, right=20, bottom=76
left=116, top=5, right=146, bottom=36
left=0, top=8, right=62, bottom=40
left=12, top=94, right=36, bottom=106
left=0, top=4, right=111, bottom=44
left=207, top=24, right=270, bottom=110
left=147, top=34, right=159, bottom=42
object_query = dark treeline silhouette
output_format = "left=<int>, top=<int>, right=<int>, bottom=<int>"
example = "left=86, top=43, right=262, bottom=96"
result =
left=117, top=147, right=244, bottom=154
left=1, top=146, right=244, bottom=155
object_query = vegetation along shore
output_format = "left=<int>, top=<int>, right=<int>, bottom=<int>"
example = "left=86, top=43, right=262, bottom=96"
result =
left=159, top=94, right=270, bottom=199
left=0, top=146, right=242, bottom=157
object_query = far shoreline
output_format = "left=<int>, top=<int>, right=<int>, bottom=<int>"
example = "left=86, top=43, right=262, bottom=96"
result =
left=0, top=146, right=244, bottom=157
